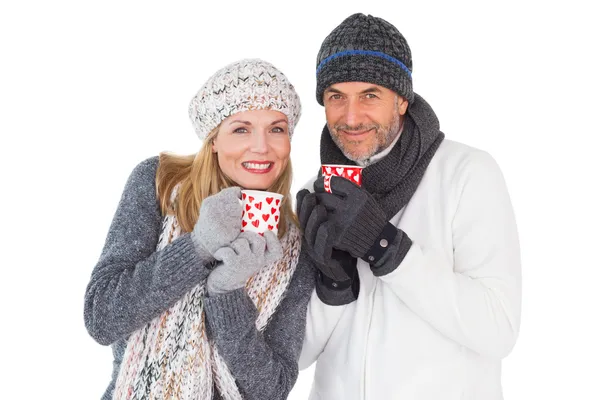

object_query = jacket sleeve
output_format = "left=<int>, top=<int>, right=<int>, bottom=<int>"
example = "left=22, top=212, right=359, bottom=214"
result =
left=203, top=251, right=315, bottom=400
left=84, top=157, right=214, bottom=345
left=374, top=150, right=522, bottom=359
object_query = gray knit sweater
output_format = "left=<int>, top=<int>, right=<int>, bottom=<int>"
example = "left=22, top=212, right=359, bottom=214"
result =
left=84, top=157, right=315, bottom=400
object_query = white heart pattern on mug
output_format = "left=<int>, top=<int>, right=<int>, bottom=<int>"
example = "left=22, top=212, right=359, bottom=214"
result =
left=322, top=165, right=363, bottom=188
left=324, top=175, right=332, bottom=193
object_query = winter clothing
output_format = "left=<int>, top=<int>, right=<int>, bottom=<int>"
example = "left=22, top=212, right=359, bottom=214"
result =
left=313, top=249, right=360, bottom=306
left=191, top=186, right=245, bottom=255
left=316, top=13, right=414, bottom=104
left=312, top=175, right=390, bottom=259
left=301, top=12, right=521, bottom=399
left=299, top=139, right=522, bottom=400
left=319, top=93, right=444, bottom=221
left=299, top=94, right=444, bottom=301
left=189, top=59, right=302, bottom=140
left=85, top=157, right=314, bottom=400
left=207, top=230, right=283, bottom=295
left=296, top=188, right=361, bottom=305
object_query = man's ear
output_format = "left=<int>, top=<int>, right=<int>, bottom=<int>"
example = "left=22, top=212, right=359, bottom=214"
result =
left=398, top=97, right=409, bottom=115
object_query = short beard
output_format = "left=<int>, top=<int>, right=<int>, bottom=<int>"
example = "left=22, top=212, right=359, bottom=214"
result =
left=328, top=99, right=402, bottom=163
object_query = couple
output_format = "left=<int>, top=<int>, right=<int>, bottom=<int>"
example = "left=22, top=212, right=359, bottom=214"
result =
left=84, top=13, right=521, bottom=400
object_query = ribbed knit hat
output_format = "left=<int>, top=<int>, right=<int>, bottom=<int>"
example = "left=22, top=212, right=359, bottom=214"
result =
left=189, top=59, right=302, bottom=140
left=316, top=13, right=414, bottom=105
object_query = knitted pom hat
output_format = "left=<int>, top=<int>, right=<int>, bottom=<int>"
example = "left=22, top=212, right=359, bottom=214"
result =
left=316, top=13, right=414, bottom=105
left=189, top=59, right=302, bottom=140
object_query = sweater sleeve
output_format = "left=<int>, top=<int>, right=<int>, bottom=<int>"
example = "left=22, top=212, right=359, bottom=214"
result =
left=376, top=150, right=522, bottom=359
left=84, top=157, right=214, bottom=345
left=203, top=251, right=315, bottom=400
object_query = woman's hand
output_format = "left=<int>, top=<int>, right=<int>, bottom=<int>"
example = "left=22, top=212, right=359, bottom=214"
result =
left=191, top=187, right=243, bottom=256
left=207, top=230, right=283, bottom=295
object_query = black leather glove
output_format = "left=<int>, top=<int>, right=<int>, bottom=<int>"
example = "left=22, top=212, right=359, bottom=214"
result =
left=313, top=175, right=389, bottom=259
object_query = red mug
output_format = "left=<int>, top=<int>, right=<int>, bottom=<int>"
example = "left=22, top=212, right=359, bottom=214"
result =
left=321, top=164, right=363, bottom=193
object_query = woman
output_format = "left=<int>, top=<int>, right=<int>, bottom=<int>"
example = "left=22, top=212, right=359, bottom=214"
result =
left=84, top=59, right=313, bottom=400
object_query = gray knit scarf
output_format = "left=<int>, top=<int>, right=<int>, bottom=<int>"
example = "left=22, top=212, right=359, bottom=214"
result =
left=320, top=93, right=445, bottom=219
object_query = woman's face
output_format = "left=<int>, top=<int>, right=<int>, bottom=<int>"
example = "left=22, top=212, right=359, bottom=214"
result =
left=212, top=109, right=291, bottom=190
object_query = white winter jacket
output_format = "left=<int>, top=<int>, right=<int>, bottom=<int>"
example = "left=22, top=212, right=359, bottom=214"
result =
left=299, top=140, right=522, bottom=400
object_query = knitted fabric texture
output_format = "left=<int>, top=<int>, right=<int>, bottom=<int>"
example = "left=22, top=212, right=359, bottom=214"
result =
left=112, top=188, right=301, bottom=400
left=316, top=13, right=414, bottom=104
left=189, top=59, right=302, bottom=140
left=319, top=93, right=444, bottom=220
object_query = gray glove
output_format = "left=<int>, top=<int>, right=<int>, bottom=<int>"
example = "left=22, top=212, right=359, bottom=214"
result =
left=206, top=230, right=284, bottom=295
left=191, top=187, right=243, bottom=256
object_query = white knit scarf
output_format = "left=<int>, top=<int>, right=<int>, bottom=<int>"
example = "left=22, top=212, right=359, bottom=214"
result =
left=112, top=208, right=300, bottom=400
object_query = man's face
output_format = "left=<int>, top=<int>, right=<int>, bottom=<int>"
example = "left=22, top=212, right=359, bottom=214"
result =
left=323, top=82, right=408, bottom=163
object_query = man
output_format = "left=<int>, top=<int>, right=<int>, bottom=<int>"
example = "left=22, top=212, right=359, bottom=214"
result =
left=297, top=13, right=521, bottom=400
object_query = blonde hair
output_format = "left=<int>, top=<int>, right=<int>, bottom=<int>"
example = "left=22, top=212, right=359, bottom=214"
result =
left=156, top=126, right=297, bottom=238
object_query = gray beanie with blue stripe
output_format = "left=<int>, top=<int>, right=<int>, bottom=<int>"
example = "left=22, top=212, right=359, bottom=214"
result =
left=316, top=13, right=414, bottom=105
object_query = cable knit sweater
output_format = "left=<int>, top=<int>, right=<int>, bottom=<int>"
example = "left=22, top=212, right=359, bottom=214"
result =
left=84, top=157, right=315, bottom=400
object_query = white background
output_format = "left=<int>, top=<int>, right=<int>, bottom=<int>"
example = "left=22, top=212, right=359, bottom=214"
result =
left=1, top=0, right=599, bottom=398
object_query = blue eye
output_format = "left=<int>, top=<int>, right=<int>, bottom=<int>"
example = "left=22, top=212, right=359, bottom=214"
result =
left=271, top=126, right=286, bottom=133
left=364, top=93, right=378, bottom=99
left=233, top=127, right=248, bottom=133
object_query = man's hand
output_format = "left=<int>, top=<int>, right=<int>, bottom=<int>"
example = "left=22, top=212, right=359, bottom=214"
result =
left=313, top=175, right=389, bottom=259
left=297, top=188, right=346, bottom=280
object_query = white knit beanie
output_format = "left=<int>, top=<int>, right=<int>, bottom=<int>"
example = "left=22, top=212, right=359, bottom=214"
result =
left=189, top=59, right=302, bottom=140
